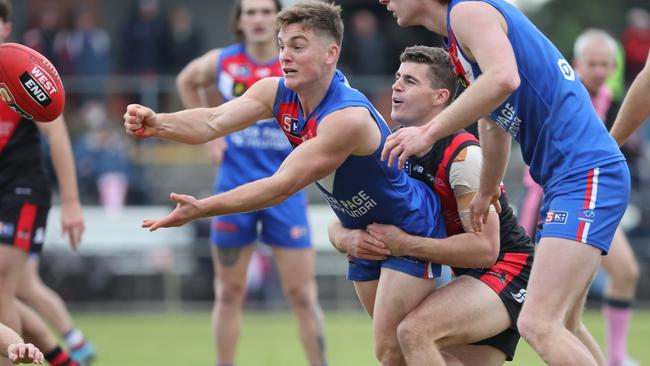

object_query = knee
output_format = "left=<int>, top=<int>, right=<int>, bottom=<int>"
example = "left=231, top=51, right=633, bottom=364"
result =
left=615, top=259, right=641, bottom=286
left=284, top=284, right=315, bottom=311
left=374, top=334, right=402, bottom=365
left=397, top=317, right=431, bottom=353
left=215, top=278, right=247, bottom=307
left=517, top=311, right=551, bottom=347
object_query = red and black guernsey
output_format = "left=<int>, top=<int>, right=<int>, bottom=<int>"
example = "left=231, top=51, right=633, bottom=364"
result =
left=406, top=130, right=533, bottom=265
left=0, top=102, right=50, bottom=201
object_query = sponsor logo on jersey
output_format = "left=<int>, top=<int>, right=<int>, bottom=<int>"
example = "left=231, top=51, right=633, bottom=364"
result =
left=0, top=83, right=34, bottom=120
left=232, top=81, right=247, bottom=97
left=510, top=288, right=527, bottom=303
left=19, top=70, right=53, bottom=107
left=545, top=210, right=568, bottom=224
left=578, top=208, right=595, bottom=223
left=0, top=222, right=15, bottom=238
left=281, top=114, right=301, bottom=138
left=228, top=64, right=251, bottom=78
left=557, top=59, right=575, bottom=81
left=255, top=68, right=271, bottom=78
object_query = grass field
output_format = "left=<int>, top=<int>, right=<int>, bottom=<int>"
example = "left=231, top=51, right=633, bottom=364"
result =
left=75, top=309, right=650, bottom=365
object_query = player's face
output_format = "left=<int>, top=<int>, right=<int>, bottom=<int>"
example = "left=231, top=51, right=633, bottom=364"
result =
left=278, top=24, right=338, bottom=91
left=0, top=19, right=11, bottom=44
left=391, top=62, right=441, bottom=126
left=378, top=0, right=423, bottom=27
left=574, top=42, right=616, bottom=95
left=238, top=0, right=278, bottom=44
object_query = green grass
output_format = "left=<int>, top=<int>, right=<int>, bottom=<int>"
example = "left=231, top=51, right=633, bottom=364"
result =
left=74, top=309, right=650, bottom=365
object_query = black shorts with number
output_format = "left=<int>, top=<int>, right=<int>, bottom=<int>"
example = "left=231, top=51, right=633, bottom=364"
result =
left=0, top=177, right=51, bottom=254
left=454, top=248, right=534, bottom=361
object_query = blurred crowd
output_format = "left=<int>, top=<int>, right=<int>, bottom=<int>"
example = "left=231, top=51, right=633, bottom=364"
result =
left=7, top=0, right=650, bottom=226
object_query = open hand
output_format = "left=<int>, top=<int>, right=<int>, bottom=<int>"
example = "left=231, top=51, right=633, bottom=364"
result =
left=469, top=188, right=501, bottom=232
left=142, top=193, right=205, bottom=231
left=381, top=125, right=434, bottom=170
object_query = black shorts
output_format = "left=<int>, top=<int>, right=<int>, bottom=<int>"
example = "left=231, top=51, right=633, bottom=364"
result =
left=0, top=188, right=51, bottom=254
left=457, top=249, right=534, bottom=361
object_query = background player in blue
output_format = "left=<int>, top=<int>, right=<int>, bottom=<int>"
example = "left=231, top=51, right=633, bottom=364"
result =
left=175, top=1, right=326, bottom=365
left=378, top=0, right=630, bottom=365
left=330, top=45, right=534, bottom=365
left=611, top=51, right=650, bottom=146
left=123, top=2, right=446, bottom=364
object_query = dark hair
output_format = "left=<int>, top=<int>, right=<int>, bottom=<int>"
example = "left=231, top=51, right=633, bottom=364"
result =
left=276, top=1, right=344, bottom=47
left=230, top=0, right=283, bottom=42
left=400, top=46, right=458, bottom=104
left=0, top=0, right=11, bottom=23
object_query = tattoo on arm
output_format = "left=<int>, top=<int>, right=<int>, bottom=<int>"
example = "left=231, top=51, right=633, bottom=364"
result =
left=217, top=247, right=241, bottom=266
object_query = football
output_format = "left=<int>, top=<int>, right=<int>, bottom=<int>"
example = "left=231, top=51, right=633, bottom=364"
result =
left=0, top=43, right=65, bottom=122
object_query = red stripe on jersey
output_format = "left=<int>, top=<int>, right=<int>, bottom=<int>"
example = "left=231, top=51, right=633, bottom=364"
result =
left=14, top=202, right=37, bottom=251
left=575, top=169, right=594, bottom=241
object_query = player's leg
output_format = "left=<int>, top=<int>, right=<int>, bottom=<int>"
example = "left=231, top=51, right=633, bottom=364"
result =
left=272, top=247, right=326, bottom=366
left=519, top=162, right=629, bottom=366
left=397, top=276, right=511, bottom=366
left=16, top=300, right=80, bottom=366
left=601, top=227, right=639, bottom=366
left=517, top=237, right=603, bottom=365
left=372, top=267, right=437, bottom=366
left=566, top=283, right=606, bottom=366
left=210, top=213, right=258, bottom=365
left=353, top=280, right=378, bottom=317
left=0, top=197, right=47, bottom=336
left=262, top=197, right=325, bottom=366
left=443, top=344, right=507, bottom=366
left=16, top=256, right=95, bottom=364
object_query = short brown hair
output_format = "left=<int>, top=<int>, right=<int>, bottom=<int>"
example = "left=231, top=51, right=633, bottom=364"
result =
left=0, top=0, right=11, bottom=23
left=400, top=46, right=458, bottom=103
left=276, top=1, right=344, bottom=47
left=230, top=0, right=283, bottom=42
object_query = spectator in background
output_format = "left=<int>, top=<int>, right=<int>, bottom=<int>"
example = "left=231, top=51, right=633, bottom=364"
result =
left=65, top=6, right=111, bottom=102
left=622, top=8, right=650, bottom=85
left=341, top=9, right=389, bottom=75
left=120, top=0, right=168, bottom=75
left=164, top=5, right=202, bottom=74
left=23, top=6, right=72, bottom=75
left=74, top=102, right=132, bottom=213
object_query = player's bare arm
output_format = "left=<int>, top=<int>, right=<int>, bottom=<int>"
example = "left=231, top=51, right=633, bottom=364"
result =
left=367, top=191, right=500, bottom=268
left=123, top=77, right=279, bottom=144
left=382, top=2, right=519, bottom=169
left=471, top=117, right=510, bottom=231
left=176, top=49, right=221, bottom=109
left=142, top=107, right=377, bottom=231
left=328, top=218, right=390, bottom=260
left=610, top=51, right=650, bottom=146
left=36, top=116, right=85, bottom=250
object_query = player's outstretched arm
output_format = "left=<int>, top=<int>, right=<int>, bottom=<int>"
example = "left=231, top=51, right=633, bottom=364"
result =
left=0, top=323, right=44, bottom=364
left=123, top=77, right=279, bottom=144
left=381, top=2, right=519, bottom=170
left=37, top=116, right=85, bottom=250
left=610, top=51, right=650, bottom=146
left=142, top=107, right=372, bottom=231
left=328, top=218, right=390, bottom=260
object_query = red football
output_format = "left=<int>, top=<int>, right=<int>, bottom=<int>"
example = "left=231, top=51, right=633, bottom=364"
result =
left=0, top=43, right=65, bottom=122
